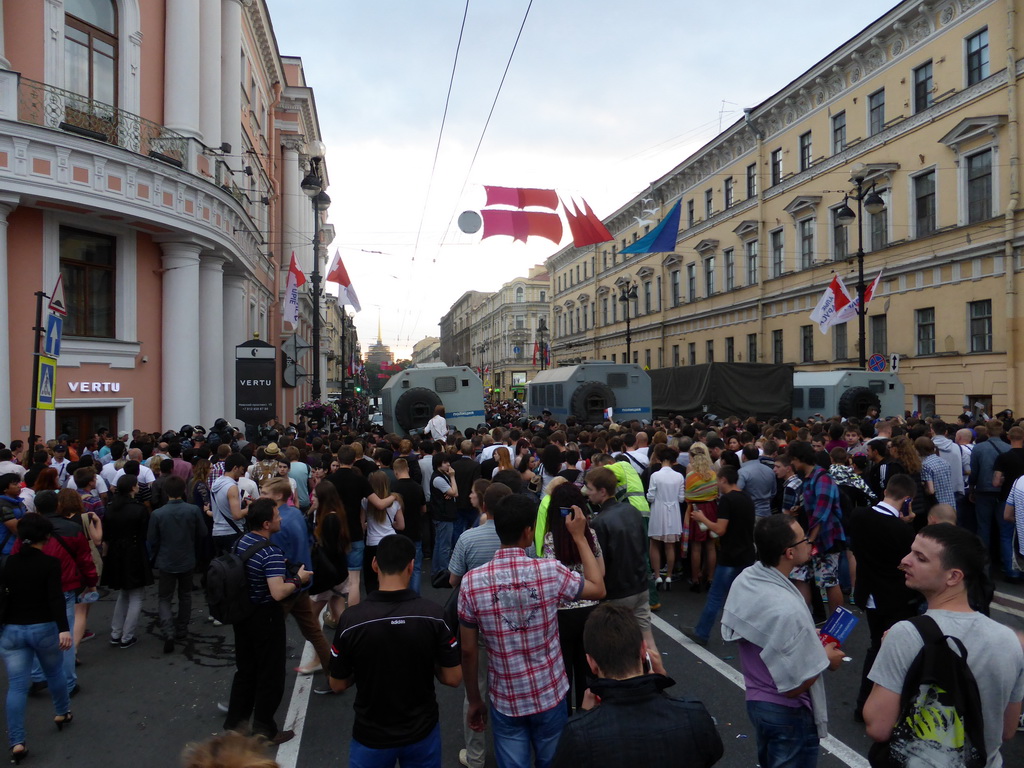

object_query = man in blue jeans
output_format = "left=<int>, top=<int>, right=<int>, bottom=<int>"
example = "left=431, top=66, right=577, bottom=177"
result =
left=683, top=465, right=755, bottom=646
left=722, top=515, right=845, bottom=768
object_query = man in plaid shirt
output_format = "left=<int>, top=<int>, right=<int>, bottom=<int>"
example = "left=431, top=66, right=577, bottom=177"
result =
left=209, top=444, right=231, bottom=484
left=459, top=494, right=605, bottom=768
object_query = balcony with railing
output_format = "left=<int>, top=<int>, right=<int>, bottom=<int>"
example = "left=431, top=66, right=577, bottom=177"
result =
left=17, top=77, right=188, bottom=168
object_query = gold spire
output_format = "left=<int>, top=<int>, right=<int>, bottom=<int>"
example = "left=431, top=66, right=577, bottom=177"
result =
left=377, top=310, right=382, bottom=344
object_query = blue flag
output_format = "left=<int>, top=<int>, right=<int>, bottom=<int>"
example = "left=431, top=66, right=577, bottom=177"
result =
left=620, top=200, right=681, bottom=254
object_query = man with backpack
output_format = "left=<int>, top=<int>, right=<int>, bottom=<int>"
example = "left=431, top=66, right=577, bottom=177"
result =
left=864, top=524, right=1024, bottom=767
left=220, top=498, right=310, bottom=746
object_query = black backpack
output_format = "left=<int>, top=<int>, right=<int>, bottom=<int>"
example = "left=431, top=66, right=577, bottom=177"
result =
left=205, top=538, right=273, bottom=624
left=868, top=615, right=986, bottom=768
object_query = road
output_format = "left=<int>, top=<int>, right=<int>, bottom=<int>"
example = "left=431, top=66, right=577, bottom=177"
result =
left=9, top=575, right=1024, bottom=767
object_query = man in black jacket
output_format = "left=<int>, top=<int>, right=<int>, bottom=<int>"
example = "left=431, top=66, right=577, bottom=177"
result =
left=551, top=604, right=722, bottom=768
left=452, top=440, right=481, bottom=539
left=846, top=473, right=921, bottom=722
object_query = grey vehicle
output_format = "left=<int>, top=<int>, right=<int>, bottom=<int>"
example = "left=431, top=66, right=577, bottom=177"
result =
left=526, top=362, right=652, bottom=424
left=380, top=363, right=485, bottom=436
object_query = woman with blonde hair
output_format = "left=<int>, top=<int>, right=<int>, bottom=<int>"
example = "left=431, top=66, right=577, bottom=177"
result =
left=684, top=442, right=719, bottom=592
left=889, top=435, right=926, bottom=523
left=360, top=472, right=404, bottom=594
left=492, top=447, right=514, bottom=478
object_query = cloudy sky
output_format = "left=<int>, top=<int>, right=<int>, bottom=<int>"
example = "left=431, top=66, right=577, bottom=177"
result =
left=265, top=0, right=900, bottom=358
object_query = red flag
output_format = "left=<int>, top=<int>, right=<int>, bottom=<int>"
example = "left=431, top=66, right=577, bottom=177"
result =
left=481, top=210, right=562, bottom=244
left=326, top=251, right=361, bottom=312
left=484, top=186, right=558, bottom=210
left=581, top=199, right=613, bottom=243
left=532, top=341, right=538, bottom=366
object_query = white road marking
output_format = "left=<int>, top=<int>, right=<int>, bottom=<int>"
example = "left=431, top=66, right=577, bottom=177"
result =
left=991, top=601, right=1024, bottom=619
left=651, top=615, right=870, bottom=768
left=274, top=641, right=315, bottom=768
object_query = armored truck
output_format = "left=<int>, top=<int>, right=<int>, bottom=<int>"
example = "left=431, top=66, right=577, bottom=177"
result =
left=380, top=364, right=485, bottom=436
left=527, top=362, right=652, bottom=424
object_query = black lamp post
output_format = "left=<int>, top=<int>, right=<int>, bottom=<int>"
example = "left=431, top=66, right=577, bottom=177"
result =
left=300, top=141, right=331, bottom=402
left=835, top=176, right=885, bottom=369
left=618, top=282, right=638, bottom=362
left=537, top=316, right=548, bottom=371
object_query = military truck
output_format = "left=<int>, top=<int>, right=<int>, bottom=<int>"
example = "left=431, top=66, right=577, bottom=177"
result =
left=526, top=362, right=652, bottom=423
left=791, top=369, right=904, bottom=420
left=380, top=363, right=485, bottom=436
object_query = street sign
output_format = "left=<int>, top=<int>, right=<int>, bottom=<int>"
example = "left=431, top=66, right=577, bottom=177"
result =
left=890, top=353, right=900, bottom=373
left=867, top=353, right=886, bottom=372
left=47, top=274, right=67, bottom=316
left=44, top=313, right=63, bottom=357
left=235, top=340, right=277, bottom=424
left=36, top=355, right=57, bottom=410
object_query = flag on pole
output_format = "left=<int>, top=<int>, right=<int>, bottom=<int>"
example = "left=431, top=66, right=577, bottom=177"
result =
left=326, top=251, right=362, bottom=312
left=834, top=268, right=884, bottom=325
left=283, top=252, right=306, bottom=328
left=532, top=341, right=539, bottom=366
left=809, top=274, right=852, bottom=334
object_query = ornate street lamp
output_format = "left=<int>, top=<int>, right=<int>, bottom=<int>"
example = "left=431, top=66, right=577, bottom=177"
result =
left=836, top=176, right=885, bottom=368
left=618, top=282, right=638, bottom=362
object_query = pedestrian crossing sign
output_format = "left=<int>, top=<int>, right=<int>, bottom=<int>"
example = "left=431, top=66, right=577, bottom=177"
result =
left=36, top=355, right=57, bottom=410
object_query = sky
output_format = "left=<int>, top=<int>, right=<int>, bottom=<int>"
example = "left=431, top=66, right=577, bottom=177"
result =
left=265, top=0, right=902, bottom=359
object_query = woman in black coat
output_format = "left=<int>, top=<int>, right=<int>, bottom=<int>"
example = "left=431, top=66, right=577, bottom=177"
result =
left=101, top=474, right=153, bottom=648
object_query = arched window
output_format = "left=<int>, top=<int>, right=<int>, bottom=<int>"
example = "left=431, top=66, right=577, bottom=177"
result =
left=65, top=0, right=118, bottom=106
left=515, top=286, right=525, bottom=303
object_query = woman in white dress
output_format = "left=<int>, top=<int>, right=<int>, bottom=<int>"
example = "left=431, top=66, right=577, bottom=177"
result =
left=645, top=445, right=685, bottom=590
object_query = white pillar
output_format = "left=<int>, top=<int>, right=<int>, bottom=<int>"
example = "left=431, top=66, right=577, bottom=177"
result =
left=198, top=0, right=221, bottom=149
left=220, top=0, right=243, bottom=167
left=223, top=272, right=247, bottom=424
left=158, top=241, right=202, bottom=428
left=0, top=0, right=11, bottom=71
left=164, top=0, right=202, bottom=140
left=0, top=195, right=18, bottom=443
left=282, top=144, right=311, bottom=272
left=198, top=252, right=227, bottom=426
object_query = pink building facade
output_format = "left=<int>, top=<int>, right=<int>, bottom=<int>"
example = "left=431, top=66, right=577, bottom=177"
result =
left=0, top=0, right=331, bottom=442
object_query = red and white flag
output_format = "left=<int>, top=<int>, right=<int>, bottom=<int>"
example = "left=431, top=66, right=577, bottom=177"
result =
left=809, top=274, right=852, bottom=334
left=326, top=250, right=361, bottom=313
left=283, top=252, right=306, bottom=328
left=834, top=268, right=885, bottom=326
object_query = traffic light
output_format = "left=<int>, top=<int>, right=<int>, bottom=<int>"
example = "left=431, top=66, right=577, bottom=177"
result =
left=355, top=385, right=362, bottom=393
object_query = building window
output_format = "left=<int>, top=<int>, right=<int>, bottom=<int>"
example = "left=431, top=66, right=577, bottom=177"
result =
left=832, top=208, right=848, bottom=261
left=770, top=148, right=783, bottom=186
left=688, top=342, right=696, bottom=366
left=800, top=325, right=814, bottom=363
left=868, top=89, right=885, bottom=135
left=870, top=197, right=888, bottom=251
left=772, top=329, right=784, bottom=364
left=672, top=345, right=680, bottom=367
left=687, top=263, right=697, bottom=301
left=643, top=281, right=652, bottom=314
left=746, top=163, right=757, bottom=198
left=632, top=350, right=639, bottom=365
left=539, top=290, right=546, bottom=302
left=65, top=0, right=118, bottom=107
left=657, top=347, right=663, bottom=368
left=601, top=298, right=609, bottom=325
left=799, top=132, right=812, bottom=171
left=914, top=170, right=936, bottom=237
left=832, top=111, right=846, bottom=154
left=656, top=276, right=662, bottom=311
left=645, top=349, right=651, bottom=369
left=798, top=219, right=815, bottom=269
left=704, top=256, right=715, bottom=296
left=724, top=248, right=735, bottom=291
left=515, top=286, right=524, bottom=303
left=706, top=340, right=714, bottom=363
left=967, top=28, right=990, bottom=85
left=916, top=395, right=937, bottom=418
left=969, top=299, right=992, bottom=352
left=725, top=336, right=735, bottom=363
left=913, top=61, right=933, bottom=113
left=745, top=240, right=758, bottom=285
left=515, top=314, right=525, bottom=329
left=967, top=149, right=993, bottom=223
left=747, top=333, right=758, bottom=363
left=575, top=265, right=580, bottom=282
left=871, top=314, right=888, bottom=356
left=705, top=189, right=714, bottom=219
left=834, top=323, right=848, bottom=360
left=916, top=307, right=936, bottom=355
left=612, top=296, right=617, bottom=323
left=687, top=199, right=695, bottom=227
left=670, top=270, right=681, bottom=306
left=770, top=229, right=784, bottom=277
left=60, top=226, right=116, bottom=338
left=724, top=177, right=734, bottom=209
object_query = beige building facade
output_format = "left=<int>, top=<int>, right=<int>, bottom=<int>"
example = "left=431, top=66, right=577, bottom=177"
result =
left=546, top=0, right=1024, bottom=418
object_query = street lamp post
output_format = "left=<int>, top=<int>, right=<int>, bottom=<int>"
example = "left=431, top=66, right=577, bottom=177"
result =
left=300, top=141, right=331, bottom=402
left=618, top=283, right=638, bottom=363
left=835, top=176, right=885, bottom=368
left=537, top=316, right=548, bottom=371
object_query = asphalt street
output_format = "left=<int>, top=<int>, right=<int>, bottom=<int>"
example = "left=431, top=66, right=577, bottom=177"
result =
left=6, top=574, right=1024, bottom=768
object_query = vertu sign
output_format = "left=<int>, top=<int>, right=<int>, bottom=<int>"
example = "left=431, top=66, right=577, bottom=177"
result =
left=235, top=340, right=276, bottom=424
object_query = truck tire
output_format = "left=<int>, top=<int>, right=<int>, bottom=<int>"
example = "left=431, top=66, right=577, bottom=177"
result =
left=837, top=386, right=881, bottom=419
left=570, top=381, right=616, bottom=424
left=394, top=387, right=442, bottom=432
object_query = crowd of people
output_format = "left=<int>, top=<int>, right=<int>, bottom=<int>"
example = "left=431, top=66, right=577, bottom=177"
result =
left=0, top=404, right=1023, bottom=767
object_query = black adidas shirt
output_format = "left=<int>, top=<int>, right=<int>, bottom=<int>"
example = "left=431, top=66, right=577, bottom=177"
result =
left=329, top=588, right=460, bottom=748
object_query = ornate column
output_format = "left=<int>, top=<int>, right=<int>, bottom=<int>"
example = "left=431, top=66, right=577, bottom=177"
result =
left=164, top=0, right=202, bottom=140
left=220, top=0, right=244, bottom=170
left=282, top=139, right=310, bottom=272
left=223, top=272, right=248, bottom=424
left=198, top=252, right=227, bottom=425
left=157, top=240, right=202, bottom=427
left=199, top=0, right=222, bottom=149
left=0, top=194, right=19, bottom=443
